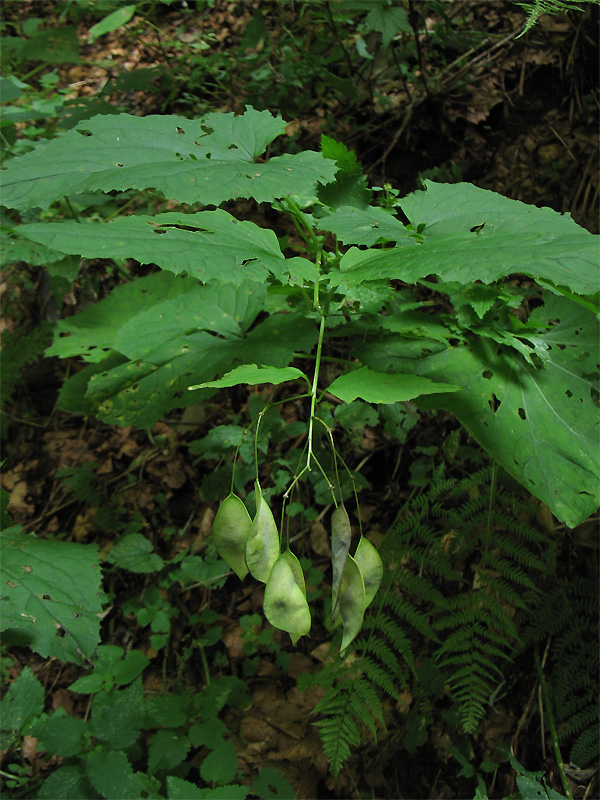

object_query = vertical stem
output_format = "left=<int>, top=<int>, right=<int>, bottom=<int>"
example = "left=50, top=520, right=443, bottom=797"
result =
left=306, top=313, right=326, bottom=471
left=533, top=648, right=574, bottom=800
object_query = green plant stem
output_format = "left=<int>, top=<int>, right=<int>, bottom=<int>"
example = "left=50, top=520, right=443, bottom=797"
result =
left=196, top=639, right=211, bottom=686
left=533, top=648, right=574, bottom=800
left=307, top=313, right=326, bottom=472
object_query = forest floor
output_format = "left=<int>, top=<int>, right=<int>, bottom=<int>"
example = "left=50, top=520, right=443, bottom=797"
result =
left=1, top=2, right=598, bottom=798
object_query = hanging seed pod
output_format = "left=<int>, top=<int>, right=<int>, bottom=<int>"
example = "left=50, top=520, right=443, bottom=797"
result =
left=339, top=554, right=366, bottom=656
left=264, top=550, right=311, bottom=644
left=353, top=536, right=383, bottom=608
left=245, top=481, right=280, bottom=583
left=211, top=493, right=252, bottom=580
left=331, top=503, right=352, bottom=622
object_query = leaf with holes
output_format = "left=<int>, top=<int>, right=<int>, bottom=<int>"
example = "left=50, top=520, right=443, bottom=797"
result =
left=19, top=210, right=290, bottom=286
left=331, top=182, right=598, bottom=297
left=1, top=107, right=337, bottom=210
left=0, top=526, right=103, bottom=664
left=358, top=294, right=599, bottom=527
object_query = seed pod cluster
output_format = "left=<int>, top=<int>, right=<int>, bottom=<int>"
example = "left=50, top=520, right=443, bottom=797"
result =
left=331, top=505, right=383, bottom=656
left=211, top=488, right=382, bottom=653
left=211, top=482, right=311, bottom=643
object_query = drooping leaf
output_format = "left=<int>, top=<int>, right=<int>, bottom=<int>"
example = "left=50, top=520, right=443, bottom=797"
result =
left=333, top=182, right=598, bottom=296
left=1, top=108, right=337, bottom=210
left=44, top=274, right=316, bottom=428
left=212, top=494, right=252, bottom=580
left=245, top=483, right=280, bottom=583
left=192, top=364, right=309, bottom=390
left=328, top=366, right=460, bottom=404
left=0, top=526, right=103, bottom=664
left=331, top=504, right=352, bottom=621
left=353, top=536, right=383, bottom=608
left=263, top=551, right=311, bottom=641
left=358, top=294, right=599, bottom=527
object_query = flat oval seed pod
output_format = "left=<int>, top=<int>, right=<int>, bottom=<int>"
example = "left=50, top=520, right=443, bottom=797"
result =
left=354, top=536, right=383, bottom=608
left=212, top=493, right=252, bottom=580
left=340, top=554, right=366, bottom=656
left=331, top=504, right=352, bottom=622
left=264, top=553, right=311, bottom=642
left=245, top=482, right=280, bottom=583
left=280, top=549, right=309, bottom=645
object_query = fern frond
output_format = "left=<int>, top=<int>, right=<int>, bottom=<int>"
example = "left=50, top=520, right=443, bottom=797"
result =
left=569, top=721, right=600, bottom=768
left=514, top=0, right=588, bottom=38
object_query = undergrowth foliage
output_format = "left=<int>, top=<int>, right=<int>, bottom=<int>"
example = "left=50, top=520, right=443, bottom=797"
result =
left=1, top=96, right=598, bottom=796
left=301, top=468, right=566, bottom=778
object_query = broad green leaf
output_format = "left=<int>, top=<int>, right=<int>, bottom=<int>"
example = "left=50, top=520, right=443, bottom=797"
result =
left=0, top=527, right=103, bottom=664
left=365, top=3, right=411, bottom=47
left=88, top=4, right=136, bottom=43
left=263, top=551, right=311, bottom=641
left=245, top=483, right=280, bottom=583
left=334, top=182, right=598, bottom=296
left=104, top=533, right=164, bottom=573
left=82, top=310, right=316, bottom=429
left=189, top=718, right=228, bottom=748
left=252, top=767, right=296, bottom=800
left=353, top=536, right=383, bottom=608
left=200, top=740, right=238, bottom=785
left=167, top=777, right=205, bottom=800
left=19, top=210, right=289, bottom=286
left=340, top=555, right=366, bottom=655
left=90, top=678, right=146, bottom=749
left=47, top=273, right=264, bottom=362
left=0, top=75, right=29, bottom=102
left=192, top=364, right=309, bottom=390
left=212, top=494, right=252, bottom=580
left=359, top=295, right=599, bottom=527
left=331, top=504, right=351, bottom=621
left=30, top=709, right=87, bottom=758
left=319, top=205, right=410, bottom=246
left=1, top=108, right=337, bottom=210
left=0, top=27, right=80, bottom=66
left=69, top=645, right=149, bottom=693
left=328, top=366, right=461, bottom=403
left=147, top=729, right=191, bottom=775
left=86, top=750, right=142, bottom=800
left=36, top=765, right=93, bottom=800
left=0, top=666, right=44, bottom=734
